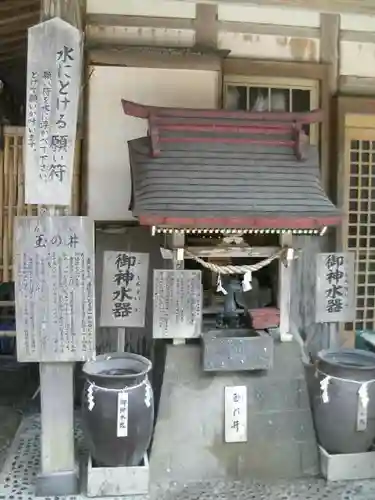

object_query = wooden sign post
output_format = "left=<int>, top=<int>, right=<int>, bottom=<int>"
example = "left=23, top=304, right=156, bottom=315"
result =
left=18, top=16, right=84, bottom=496
left=315, top=252, right=355, bottom=347
left=100, top=251, right=149, bottom=351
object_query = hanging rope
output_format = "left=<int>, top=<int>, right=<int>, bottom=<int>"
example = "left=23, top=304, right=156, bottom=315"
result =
left=184, top=246, right=289, bottom=275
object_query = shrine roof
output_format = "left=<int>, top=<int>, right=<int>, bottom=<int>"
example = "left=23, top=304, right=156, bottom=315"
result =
left=123, top=100, right=341, bottom=230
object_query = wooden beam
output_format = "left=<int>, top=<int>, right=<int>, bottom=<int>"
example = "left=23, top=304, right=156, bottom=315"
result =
left=339, top=75, right=375, bottom=95
left=195, top=3, right=218, bottom=49
left=223, top=58, right=326, bottom=79
left=0, top=41, right=26, bottom=56
left=0, top=9, right=40, bottom=26
left=0, top=47, right=26, bottom=62
left=86, top=13, right=194, bottom=30
left=0, top=22, right=35, bottom=37
left=219, top=21, right=319, bottom=39
left=177, top=0, right=375, bottom=15
left=341, top=30, right=375, bottom=44
left=88, top=46, right=223, bottom=71
left=0, top=32, right=29, bottom=46
left=0, top=0, right=39, bottom=12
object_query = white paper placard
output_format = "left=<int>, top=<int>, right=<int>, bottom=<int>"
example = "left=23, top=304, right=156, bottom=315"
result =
left=14, top=216, right=95, bottom=362
left=25, top=18, right=82, bottom=206
left=117, top=392, right=129, bottom=438
left=153, top=270, right=202, bottom=339
left=224, top=386, right=247, bottom=443
left=100, top=251, right=149, bottom=328
left=315, top=252, right=355, bottom=323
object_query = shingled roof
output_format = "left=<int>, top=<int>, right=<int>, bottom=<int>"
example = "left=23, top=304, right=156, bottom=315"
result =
left=122, top=100, right=341, bottom=231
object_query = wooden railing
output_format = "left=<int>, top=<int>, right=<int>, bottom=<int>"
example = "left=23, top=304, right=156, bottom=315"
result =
left=0, top=126, right=81, bottom=282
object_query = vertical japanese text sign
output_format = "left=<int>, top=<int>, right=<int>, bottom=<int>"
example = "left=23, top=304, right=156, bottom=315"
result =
left=25, top=18, right=82, bottom=206
left=100, top=251, right=149, bottom=328
left=14, top=216, right=95, bottom=362
left=315, top=252, right=355, bottom=323
left=224, top=386, right=247, bottom=443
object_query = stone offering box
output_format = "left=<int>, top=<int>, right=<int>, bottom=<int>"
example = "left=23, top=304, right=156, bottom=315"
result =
left=202, top=329, right=274, bottom=372
left=86, top=454, right=149, bottom=497
left=319, top=446, right=375, bottom=481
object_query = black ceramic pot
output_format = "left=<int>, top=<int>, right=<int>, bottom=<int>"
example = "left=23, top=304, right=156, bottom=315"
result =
left=312, top=348, right=375, bottom=454
left=81, top=352, right=154, bottom=467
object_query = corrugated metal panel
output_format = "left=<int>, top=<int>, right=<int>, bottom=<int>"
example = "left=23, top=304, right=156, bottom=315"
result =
left=128, top=134, right=339, bottom=220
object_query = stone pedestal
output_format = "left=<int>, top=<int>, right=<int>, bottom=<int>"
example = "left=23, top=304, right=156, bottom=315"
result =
left=150, top=342, right=319, bottom=488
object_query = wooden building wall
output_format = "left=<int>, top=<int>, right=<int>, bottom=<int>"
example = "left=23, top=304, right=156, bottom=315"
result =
left=82, top=0, right=375, bottom=347
left=84, top=0, right=375, bottom=221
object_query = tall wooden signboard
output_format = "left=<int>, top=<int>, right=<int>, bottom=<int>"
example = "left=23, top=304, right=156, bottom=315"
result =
left=25, top=17, right=81, bottom=207
left=17, top=16, right=84, bottom=496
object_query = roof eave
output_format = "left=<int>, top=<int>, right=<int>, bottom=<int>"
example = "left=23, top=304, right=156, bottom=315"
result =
left=136, top=213, right=342, bottom=231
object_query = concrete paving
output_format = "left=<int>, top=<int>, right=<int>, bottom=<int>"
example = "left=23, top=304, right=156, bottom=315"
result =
left=154, top=480, right=375, bottom=500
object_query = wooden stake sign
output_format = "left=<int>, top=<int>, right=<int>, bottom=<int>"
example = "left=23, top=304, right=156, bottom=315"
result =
left=315, top=252, right=355, bottom=323
left=14, top=216, right=95, bottom=362
left=25, top=17, right=82, bottom=206
left=100, top=251, right=149, bottom=328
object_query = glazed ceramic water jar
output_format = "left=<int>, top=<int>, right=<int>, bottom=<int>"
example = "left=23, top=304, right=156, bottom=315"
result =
left=81, top=352, right=154, bottom=467
left=312, top=348, right=375, bottom=454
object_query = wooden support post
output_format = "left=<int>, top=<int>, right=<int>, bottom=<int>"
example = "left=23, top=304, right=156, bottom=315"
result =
left=29, top=2, right=85, bottom=495
left=38, top=363, right=76, bottom=495
left=279, top=234, right=293, bottom=342
left=170, top=233, right=186, bottom=345
left=36, top=206, right=78, bottom=496
left=320, top=13, right=340, bottom=347
left=195, top=3, right=218, bottom=50
left=117, top=327, right=126, bottom=352
left=320, top=12, right=340, bottom=196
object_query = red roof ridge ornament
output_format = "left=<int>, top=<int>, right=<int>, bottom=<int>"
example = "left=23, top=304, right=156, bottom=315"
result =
left=122, top=99, right=323, bottom=160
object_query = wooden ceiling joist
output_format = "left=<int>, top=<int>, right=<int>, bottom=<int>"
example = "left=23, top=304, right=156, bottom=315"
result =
left=0, top=41, right=27, bottom=55
left=0, top=0, right=40, bottom=67
left=0, top=32, right=30, bottom=47
left=0, top=0, right=40, bottom=12
left=0, top=9, right=40, bottom=27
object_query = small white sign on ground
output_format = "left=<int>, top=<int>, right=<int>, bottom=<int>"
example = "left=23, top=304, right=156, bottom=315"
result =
left=14, top=216, right=95, bottom=362
left=100, top=251, right=149, bottom=328
left=224, top=386, right=247, bottom=443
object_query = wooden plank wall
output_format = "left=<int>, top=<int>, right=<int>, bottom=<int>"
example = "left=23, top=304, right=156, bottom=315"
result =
left=0, top=126, right=81, bottom=282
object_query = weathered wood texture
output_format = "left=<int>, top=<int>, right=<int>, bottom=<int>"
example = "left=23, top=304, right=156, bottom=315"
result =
left=41, top=0, right=84, bottom=29
left=25, top=17, right=82, bottom=206
left=0, top=126, right=81, bottom=283
left=175, top=0, right=375, bottom=15
left=14, top=216, right=95, bottom=363
left=339, top=76, right=375, bottom=95
left=195, top=3, right=218, bottom=49
left=0, top=0, right=39, bottom=64
left=320, top=14, right=340, bottom=95
left=290, top=235, right=336, bottom=356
